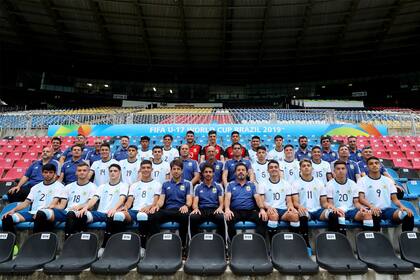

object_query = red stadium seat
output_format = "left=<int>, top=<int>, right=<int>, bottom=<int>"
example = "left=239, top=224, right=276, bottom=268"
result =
left=0, top=139, right=8, bottom=146
left=14, top=144, right=30, bottom=152
left=0, top=167, right=25, bottom=182
left=393, top=158, right=412, bottom=169
left=0, top=145, right=15, bottom=153
left=0, top=158, right=15, bottom=170
left=0, top=167, right=4, bottom=178
left=372, top=143, right=385, bottom=152
left=390, top=151, right=405, bottom=158
left=8, top=139, right=21, bottom=146
left=23, top=152, right=39, bottom=160
left=14, top=159, right=33, bottom=169
left=411, top=158, right=420, bottom=170
left=415, top=143, right=420, bottom=151
left=8, top=151, right=23, bottom=161
left=399, top=144, right=413, bottom=152
left=0, top=151, right=6, bottom=159
left=28, top=144, right=43, bottom=153
left=406, top=151, right=420, bottom=160
left=373, top=151, right=390, bottom=159
left=384, top=143, right=399, bottom=151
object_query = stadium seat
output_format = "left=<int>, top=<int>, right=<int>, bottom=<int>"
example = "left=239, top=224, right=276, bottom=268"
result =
left=271, top=232, right=318, bottom=275
left=0, top=232, right=16, bottom=264
left=22, top=152, right=39, bottom=161
left=405, top=151, right=420, bottom=160
left=1, top=145, right=15, bottom=153
left=356, top=232, right=414, bottom=274
left=411, top=158, right=420, bottom=170
left=0, top=159, right=15, bottom=170
left=0, top=167, right=25, bottom=182
left=234, top=221, right=256, bottom=232
left=229, top=233, right=273, bottom=275
left=184, top=233, right=227, bottom=276
left=393, top=158, right=413, bottom=169
left=91, top=232, right=141, bottom=274
left=138, top=233, right=182, bottom=275
left=0, top=232, right=58, bottom=274
left=316, top=232, right=367, bottom=274
left=386, top=168, right=407, bottom=183
left=44, top=233, right=98, bottom=274
left=399, top=232, right=420, bottom=268
left=0, top=152, right=6, bottom=159
left=407, top=181, right=420, bottom=197
left=14, top=159, right=33, bottom=169
left=398, top=168, right=419, bottom=180
left=399, top=201, right=420, bottom=227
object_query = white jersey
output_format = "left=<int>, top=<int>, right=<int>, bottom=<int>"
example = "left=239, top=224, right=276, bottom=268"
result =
left=62, top=181, right=97, bottom=211
left=281, top=159, right=300, bottom=183
left=252, top=161, right=269, bottom=184
left=292, top=176, right=326, bottom=212
left=90, top=159, right=119, bottom=186
left=138, top=149, right=153, bottom=162
left=268, top=148, right=285, bottom=162
left=94, top=181, right=129, bottom=213
left=152, top=161, right=171, bottom=184
left=358, top=175, right=397, bottom=209
left=263, top=178, right=293, bottom=210
left=248, top=149, right=258, bottom=164
left=27, top=181, right=65, bottom=214
left=128, top=180, right=161, bottom=211
left=326, top=179, right=359, bottom=212
left=312, top=160, right=331, bottom=185
left=162, top=147, right=179, bottom=163
left=119, top=159, right=141, bottom=185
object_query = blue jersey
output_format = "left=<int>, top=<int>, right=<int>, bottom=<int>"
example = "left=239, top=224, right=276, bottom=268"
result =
left=182, top=159, right=199, bottom=181
left=194, top=182, right=223, bottom=209
left=24, top=159, right=59, bottom=187
left=226, top=181, right=257, bottom=210
left=61, top=158, right=86, bottom=185
left=349, top=149, right=363, bottom=162
left=357, top=159, right=386, bottom=175
left=61, top=146, right=91, bottom=161
left=86, top=150, right=101, bottom=165
left=223, top=158, right=252, bottom=182
left=161, top=179, right=192, bottom=209
left=113, top=147, right=128, bottom=161
left=199, top=160, right=223, bottom=184
left=321, top=149, right=338, bottom=163
left=295, top=148, right=311, bottom=161
left=52, top=150, right=62, bottom=161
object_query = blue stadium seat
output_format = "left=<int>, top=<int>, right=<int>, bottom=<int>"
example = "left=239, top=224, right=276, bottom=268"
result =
left=88, top=222, right=106, bottom=229
left=234, top=221, right=256, bottom=230
left=407, top=181, right=420, bottom=197
left=400, top=201, right=420, bottom=227
left=386, top=168, right=408, bottom=183
left=161, top=222, right=180, bottom=230
left=199, top=221, right=217, bottom=231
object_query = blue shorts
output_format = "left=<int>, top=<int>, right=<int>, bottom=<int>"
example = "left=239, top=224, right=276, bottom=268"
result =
left=277, top=209, right=287, bottom=219
left=345, top=208, right=359, bottom=220
left=128, top=210, right=137, bottom=222
left=309, top=209, right=324, bottom=221
left=381, top=207, right=398, bottom=221
left=17, top=211, right=34, bottom=222
left=91, top=211, right=107, bottom=223
left=52, top=209, right=67, bottom=222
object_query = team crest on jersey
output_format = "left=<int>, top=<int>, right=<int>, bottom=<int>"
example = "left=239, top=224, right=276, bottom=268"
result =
left=82, top=191, right=87, bottom=196
left=300, top=187, right=304, bottom=191
left=212, top=187, right=217, bottom=193
left=357, top=152, right=362, bottom=157
left=233, top=187, right=236, bottom=191
left=308, top=152, right=312, bottom=157
left=245, top=185, right=251, bottom=191
left=167, top=187, right=171, bottom=190
left=114, top=189, right=119, bottom=194
left=199, top=190, right=203, bottom=193
left=368, top=185, right=373, bottom=189
left=215, top=165, right=220, bottom=170
left=188, top=162, right=192, bottom=167
left=280, top=188, right=284, bottom=193
left=347, top=190, right=352, bottom=194
left=382, top=185, right=387, bottom=190
left=350, top=164, right=354, bottom=170
left=34, top=166, right=39, bottom=169
left=313, top=187, right=317, bottom=191
left=180, top=185, right=185, bottom=191
left=336, top=190, right=340, bottom=194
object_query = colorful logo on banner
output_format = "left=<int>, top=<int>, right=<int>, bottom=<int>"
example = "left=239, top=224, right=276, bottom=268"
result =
left=48, top=123, right=387, bottom=137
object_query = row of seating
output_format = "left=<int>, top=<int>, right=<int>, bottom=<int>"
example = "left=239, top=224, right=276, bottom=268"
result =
left=0, top=231, right=419, bottom=275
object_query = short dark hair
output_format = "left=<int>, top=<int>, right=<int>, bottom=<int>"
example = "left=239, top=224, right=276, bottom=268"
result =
left=128, top=145, right=138, bottom=150
left=200, top=163, right=214, bottom=173
left=109, top=163, right=121, bottom=171
left=42, top=163, right=57, bottom=172
left=71, top=144, right=83, bottom=151
left=208, top=130, right=217, bottom=136
left=231, top=131, right=239, bottom=136
left=320, top=135, right=331, bottom=142
left=120, top=136, right=129, bottom=140
left=284, top=144, right=294, bottom=150
left=235, top=162, right=248, bottom=172
left=268, top=160, right=279, bottom=167
left=152, top=146, right=163, bottom=151
left=163, top=134, right=173, bottom=140
left=362, top=146, right=372, bottom=151
left=232, top=142, right=242, bottom=149
left=338, top=144, right=349, bottom=151
left=298, top=136, right=307, bottom=141
left=140, top=136, right=150, bottom=142
left=186, top=130, right=194, bottom=135
left=251, top=136, right=260, bottom=140
left=334, top=160, right=347, bottom=168
left=299, top=158, right=312, bottom=166
left=51, top=137, right=61, bottom=143
left=347, top=135, right=357, bottom=140
left=367, top=156, right=380, bottom=164
left=141, top=159, right=152, bottom=167
left=311, top=146, right=321, bottom=151
left=256, top=146, right=266, bottom=152
left=274, top=135, right=283, bottom=140
left=170, top=159, right=183, bottom=170
left=100, top=143, right=110, bottom=149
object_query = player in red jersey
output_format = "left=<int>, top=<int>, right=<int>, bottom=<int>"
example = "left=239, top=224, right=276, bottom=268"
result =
left=224, top=131, right=249, bottom=159
left=200, top=130, right=225, bottom=162
left=185, top=130, right=202, bottom=161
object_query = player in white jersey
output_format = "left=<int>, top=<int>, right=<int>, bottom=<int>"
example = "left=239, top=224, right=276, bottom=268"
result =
left=311, top=146, right=332, bottom=185
left=150, top=146, right=170, bottom=184
left=326, top=160, right=368, bottom=234
left=1, top=163, right=64, bottom=235
left=162, top=134, right=180, bottom=163
left=248, top=136, right=262, bottom=164
left=89, top=143, right=118, bottom=186
left=78, top=164, right=128, bottom=251
left=252, top=146, right=269, bottom=185
left=119, top=145, right=141, bottom=185
left=111, top=160, right=161, bottom=248
left=281, top=144, right=300, bottom=183
left=358, top=157, right=414, bottom=232
left=138, top=136, right=153, bottom=161
left=268, top=135, right=285, bottom=162
left=261, top=160, right=300, bottom=233
left=292, top=159, right=330, bottom=252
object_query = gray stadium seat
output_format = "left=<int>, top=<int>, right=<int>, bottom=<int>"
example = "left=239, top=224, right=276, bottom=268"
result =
left=399, top=231, right=420, bottom=268
left=91, top=232, right=140, bottom=275
left=0, top=232, right=16, bottom=263
left=184, top=233, right=227, bottom=276
left=44, top=233, right=98, bottom=274
left=271, top=233, right=318, bottom=275
left=0, top=232, right=58, bottom=274
left=356, top=232, right=414, bottom=274
left=316, top=232, right=367, bottom=274
left=138, top=233, right=182, bottom=275
left=230, top=233, right=273, bottom=275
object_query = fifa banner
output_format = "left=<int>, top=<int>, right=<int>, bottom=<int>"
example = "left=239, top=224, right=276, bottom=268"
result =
left=48, top=123, right=387, bottom=137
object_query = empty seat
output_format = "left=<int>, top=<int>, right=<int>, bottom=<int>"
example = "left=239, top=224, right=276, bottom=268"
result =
left=399, top=231, right=420, bottom=268
left=44, top=233, right=98, bottom=274
left=0, top=167, right=25, bottom=182
left=91, top=232, right=140, bottom=274
left=316, top=232, right=367, bottom=274
left=230, top=233, right=272, bottom=275
left=0, top=232, right=58, bottom=274
left=184, top=233, right=227, bottom=276
left=138, top=233, right=182, bottom=275
left=356, top=232, right=414, bottom=274
left=271, top=233, right=318, bottom=275
left=0, top=232, right=16, bottom=263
